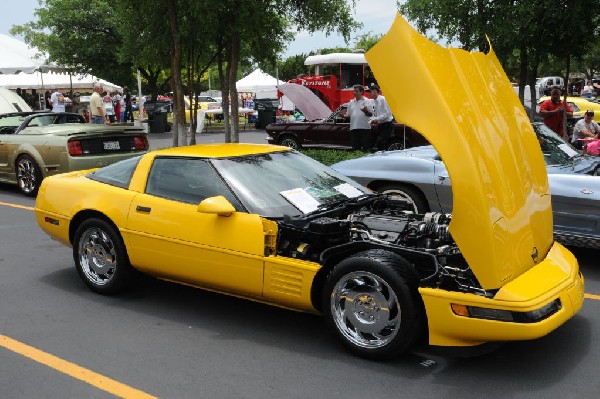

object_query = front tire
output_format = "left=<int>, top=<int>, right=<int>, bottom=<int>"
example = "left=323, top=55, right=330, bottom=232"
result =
left=16, top=154, right=42, bottom=197
left=73, top=218, right=134, bottom=295
left=322, top=250, right=421, bottom=360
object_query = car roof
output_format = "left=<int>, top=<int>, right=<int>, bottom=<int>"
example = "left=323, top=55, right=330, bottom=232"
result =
left=153, top=143, right=290, bottom=158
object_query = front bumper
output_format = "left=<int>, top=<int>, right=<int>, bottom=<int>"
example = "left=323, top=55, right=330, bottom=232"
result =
left=420, top=241, right=584, bottom=347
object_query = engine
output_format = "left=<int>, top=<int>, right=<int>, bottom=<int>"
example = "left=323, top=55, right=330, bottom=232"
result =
left=275, top=195, right=488, bottom=296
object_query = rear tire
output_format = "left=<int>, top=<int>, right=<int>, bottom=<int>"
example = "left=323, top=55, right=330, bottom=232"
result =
left=322, top=250, right=421, bottom=360
left=279, top=135, right=301, bottom=150
left=73, top=218, right=134, bottom=295
left=16, top=154, right=42, bottom=197
left=379, top=184, right=429, bottom=214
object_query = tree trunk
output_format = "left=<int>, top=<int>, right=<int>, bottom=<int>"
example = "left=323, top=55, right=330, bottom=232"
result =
left=228, top=35, right=241, bottom=143
left=167, top=0, right=186, bottom=147
left=563, top=55, right=571, bottom=140
left=221, top=50, right=231, bottom=143
left=518, top=43, right=528, bottom=106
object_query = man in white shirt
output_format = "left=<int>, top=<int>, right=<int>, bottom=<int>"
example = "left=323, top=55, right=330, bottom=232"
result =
left=369, top=85, right=394, bottom=151
left=90, top=83, right=108, bottom=124
left=50, top=89, right=66, bottom=113
left=340, top=85, right=374, bottom=151
left=572, top=110, right=600, bottom=150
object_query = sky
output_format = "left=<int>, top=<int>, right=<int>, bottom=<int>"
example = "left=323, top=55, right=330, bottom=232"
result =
left=1, top=0, right=400, bottom=59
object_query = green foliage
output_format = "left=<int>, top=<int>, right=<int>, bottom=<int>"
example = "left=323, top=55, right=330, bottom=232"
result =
left=301, top=149, right=369, bottom=166
left=353, top=32, right=384, bottom=52
left=400, top=0, right=599, bottom=92
left=10, top=0, right=134, bottom=85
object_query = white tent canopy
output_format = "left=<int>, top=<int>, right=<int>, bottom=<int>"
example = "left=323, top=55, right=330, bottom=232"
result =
left=0, top=33, right=67, bottom=74
left=236, top=69, right=280, bottom=98
left=0, top=71, right=122, bottom=93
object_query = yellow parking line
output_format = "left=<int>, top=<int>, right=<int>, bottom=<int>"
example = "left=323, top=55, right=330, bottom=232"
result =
left=585, top=293, right=600, bottom=301
left=0, top=334, right=157, bottom=399
left=0, top=201, right=35, bottom=211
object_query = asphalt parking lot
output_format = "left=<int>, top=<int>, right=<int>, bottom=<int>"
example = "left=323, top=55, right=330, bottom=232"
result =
left=146, top=127, right=270, bottom=150
left=0, top=132, right=599, bottom=398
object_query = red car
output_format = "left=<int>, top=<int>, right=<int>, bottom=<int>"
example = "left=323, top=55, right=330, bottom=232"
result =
left=266, top=84, right=428, bottom=151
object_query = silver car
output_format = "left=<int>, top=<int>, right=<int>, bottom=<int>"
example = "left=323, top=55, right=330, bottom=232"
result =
left=333, top=122, right=600, bottom=248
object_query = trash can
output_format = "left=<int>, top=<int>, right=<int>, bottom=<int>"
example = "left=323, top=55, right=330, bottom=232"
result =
left=145, top=100, right=170, bottom=133
left=254, top=98, right=278, bottom=129
left=149, top=110, right=167, bottom=133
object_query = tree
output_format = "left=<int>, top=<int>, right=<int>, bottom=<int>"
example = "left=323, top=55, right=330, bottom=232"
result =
left=400, top=0, right=598, bottom=125
left=10, top=0, right=134, bottom=87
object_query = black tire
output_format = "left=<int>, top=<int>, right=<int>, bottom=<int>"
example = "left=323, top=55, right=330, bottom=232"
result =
left=379, top=184, right=429, bottom=214
left=16, top=154, right=43, bottom=197
left=322, top=250, right=422, bottom=360
left=278, top=135, right=301, bottom=150
left=387, top=140, right=408, bottom=151
left=72, top=218, right=134, bottom=295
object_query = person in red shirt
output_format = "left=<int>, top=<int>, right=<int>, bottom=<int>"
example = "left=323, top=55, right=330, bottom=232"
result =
left=539, top=87, right=573, bottom=139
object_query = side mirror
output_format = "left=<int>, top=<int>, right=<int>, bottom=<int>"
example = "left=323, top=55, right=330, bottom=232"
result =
left=197, top=195, right=236, bottom=216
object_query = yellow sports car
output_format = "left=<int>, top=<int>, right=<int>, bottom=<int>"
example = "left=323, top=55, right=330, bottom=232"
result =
left=35, top=15, right=583, bottom=360
left=181, top=95, right=220, bottom=123
left=539, top=95, right=600, bottom=121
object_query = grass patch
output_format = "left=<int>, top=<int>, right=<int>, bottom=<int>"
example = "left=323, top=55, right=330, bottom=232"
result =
left=301, top=149, right=369, bottom=166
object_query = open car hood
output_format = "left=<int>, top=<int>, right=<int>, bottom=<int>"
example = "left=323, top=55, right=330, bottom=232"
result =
left=368, top=15, right=552, bottom=290
left=277, top=83, right=333, bottom=121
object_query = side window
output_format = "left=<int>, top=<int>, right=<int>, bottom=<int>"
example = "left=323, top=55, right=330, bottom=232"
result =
left=87, top=156, right=142, bottom=188
left=145, top=157, right=243, bottom=208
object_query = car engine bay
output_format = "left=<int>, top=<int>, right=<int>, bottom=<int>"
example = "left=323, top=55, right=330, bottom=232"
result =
left=275, top=194, right=491, bottom=297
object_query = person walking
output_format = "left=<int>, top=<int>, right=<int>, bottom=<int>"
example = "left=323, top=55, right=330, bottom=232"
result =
left=340, top=84, right=374, bottom=151
left=103, top=92, right=116, bottom=123
left=113, top=91, right=123, bottom=122
left=369, top=85, right=394, bottom=151
left=539, top=87, right=573, bottom=139
left=123, top=86, right=134, bottom=122
left=90, top=83, right=109, bottom=124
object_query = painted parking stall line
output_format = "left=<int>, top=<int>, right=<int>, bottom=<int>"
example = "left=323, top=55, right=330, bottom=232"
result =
left=0, top=334, right=157, bottom=399
left=0, top=201, right=35, bottom=211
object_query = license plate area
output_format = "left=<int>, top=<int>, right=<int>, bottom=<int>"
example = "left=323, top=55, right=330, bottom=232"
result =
left=103, top=141, right=120, bottom=150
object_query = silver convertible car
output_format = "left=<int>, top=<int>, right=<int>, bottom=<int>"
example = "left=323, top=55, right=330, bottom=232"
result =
left=333, top=122, right=600, bottom=248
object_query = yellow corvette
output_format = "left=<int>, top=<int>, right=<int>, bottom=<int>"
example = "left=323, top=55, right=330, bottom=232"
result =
left=35, top=14, right=584, bottom=360
left=539, top=95, right=600, bottom=121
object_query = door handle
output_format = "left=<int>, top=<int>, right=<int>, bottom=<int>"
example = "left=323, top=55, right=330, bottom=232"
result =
left=136, top=206, right=151, bottom=213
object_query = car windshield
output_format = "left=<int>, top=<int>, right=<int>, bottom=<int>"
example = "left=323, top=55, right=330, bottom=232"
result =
left=213, top=150, right=371, bottom=218
left=533, top=123, right=581, bottom=165
left=0, top=115, right=26, bottom=128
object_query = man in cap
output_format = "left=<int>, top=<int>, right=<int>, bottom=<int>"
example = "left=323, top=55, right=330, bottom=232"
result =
left=572, top=110, right=600, bottom=150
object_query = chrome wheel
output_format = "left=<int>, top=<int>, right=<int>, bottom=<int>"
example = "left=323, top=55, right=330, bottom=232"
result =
left=17, top=156, right=41, bottom=196
left=280, top=136, right=300, bottom=149
left=330, top=271, right=401, bottom=349
left=78, top=227, right=117, bottom=286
